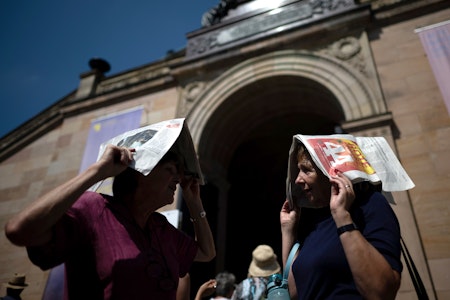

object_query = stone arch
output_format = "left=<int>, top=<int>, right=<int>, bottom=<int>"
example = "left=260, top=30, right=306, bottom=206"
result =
left=183, top=49, right=389, bottom=277
left=187, top=49, right=386, bottom=146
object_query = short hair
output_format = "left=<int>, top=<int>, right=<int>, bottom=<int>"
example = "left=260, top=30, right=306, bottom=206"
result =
left=112, top=167, right=139, bottom=199
left=297, top=143, right=381, bottom=196
left=215, top=271, right=236, bottom=297
left=297, top=143, right=312, bottom=163
left=112, top=151, right=181, bottom=199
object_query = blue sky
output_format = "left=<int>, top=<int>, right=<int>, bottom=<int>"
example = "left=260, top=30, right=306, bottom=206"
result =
left=0, top=1, right=219, bottom=138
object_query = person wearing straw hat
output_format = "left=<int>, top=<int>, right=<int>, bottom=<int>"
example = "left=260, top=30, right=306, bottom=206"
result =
left=232, top=245, right=281, bottom=300
left=1, top=273, right=28, bottom=300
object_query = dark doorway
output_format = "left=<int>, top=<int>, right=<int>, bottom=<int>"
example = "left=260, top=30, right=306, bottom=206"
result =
left=224, top=115, right=338, bottom=282
left=226, top=134, right=289, bottom=282
left=191, top=75, right=345, bottom=292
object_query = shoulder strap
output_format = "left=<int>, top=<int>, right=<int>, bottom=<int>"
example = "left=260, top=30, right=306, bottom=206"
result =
left=283, top=242, right=300, bottom=280
left=281, top=238, right=430, bottom=298
left=400, top=236, right=429, bottom=300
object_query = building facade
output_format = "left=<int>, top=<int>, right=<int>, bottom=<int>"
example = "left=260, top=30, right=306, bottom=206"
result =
left=0, top=0, right=449, bottom=299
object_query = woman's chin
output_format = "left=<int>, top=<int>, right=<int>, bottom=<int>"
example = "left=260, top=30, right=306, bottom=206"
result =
left=297, top=198, right=328, bottom=209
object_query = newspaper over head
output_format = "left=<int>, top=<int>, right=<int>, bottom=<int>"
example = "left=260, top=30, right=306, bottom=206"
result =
left=90, top=118, right=203, bottom=194
left=286, top=134, right=415, bottom=207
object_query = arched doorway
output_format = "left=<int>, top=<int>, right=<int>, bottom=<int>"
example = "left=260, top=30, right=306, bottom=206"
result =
left=183, top=49, right=390, bottom=293
left=193, top=75, right=345, bottom=283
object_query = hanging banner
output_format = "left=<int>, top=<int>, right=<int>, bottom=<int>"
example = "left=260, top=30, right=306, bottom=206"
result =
left=79, top=106, right=143, bottom=173
left=416, top=20, right=450, bottom=114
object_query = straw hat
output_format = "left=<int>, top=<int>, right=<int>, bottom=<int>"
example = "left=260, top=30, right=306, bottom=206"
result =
left=248, top=245, right=281, bottom=277
left=5, top=273, right=28, bottom=289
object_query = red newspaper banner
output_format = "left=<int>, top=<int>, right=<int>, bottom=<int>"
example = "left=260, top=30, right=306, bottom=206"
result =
left=308, top=138, right=376, bottom=176
left=286, top=134, right=415, bottom=207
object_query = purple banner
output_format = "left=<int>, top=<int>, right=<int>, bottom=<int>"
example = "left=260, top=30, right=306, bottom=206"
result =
left=79, top=107, right=143, bottom=173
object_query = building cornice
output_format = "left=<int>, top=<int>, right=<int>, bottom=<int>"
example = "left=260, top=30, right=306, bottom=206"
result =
left=1, top=0, right=448, bottom=163
left=369, top=0, right=450, bottom=25
left=0, top=55, right=183, bottom=163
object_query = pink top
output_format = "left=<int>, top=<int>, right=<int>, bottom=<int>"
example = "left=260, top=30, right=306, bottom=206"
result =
left=28, top=191, right=198, bottom=300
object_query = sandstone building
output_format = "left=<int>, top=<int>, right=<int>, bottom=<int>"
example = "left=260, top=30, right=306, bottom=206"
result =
left=1, top=0, right=449, bottom=299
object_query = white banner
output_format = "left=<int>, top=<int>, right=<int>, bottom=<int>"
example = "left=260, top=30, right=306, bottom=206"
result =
left=416, top=20, right=450, bottom=114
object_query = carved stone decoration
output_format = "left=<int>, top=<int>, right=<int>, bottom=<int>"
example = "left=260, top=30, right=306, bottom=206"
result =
left=331, top=36, right=361, bottom=60
left=178, top=81, right=206, bottom=117
left=186, top=33, right=220, bottom=56
left=320, top=36, right=368, bottom=77
left=310, top=0, right=355, bottom=13
left=187, top=0, right=358, bottom=59
left=202, top=0, right=240, bottom=27
left=184, top=81, right=205, bottom=102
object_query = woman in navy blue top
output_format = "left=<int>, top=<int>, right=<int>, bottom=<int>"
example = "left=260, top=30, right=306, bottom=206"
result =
left=280, top=144, right=402, bottom=299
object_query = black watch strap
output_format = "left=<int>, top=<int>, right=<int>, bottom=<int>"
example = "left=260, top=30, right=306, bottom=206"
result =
left=337, top=223, right=358, bottom=236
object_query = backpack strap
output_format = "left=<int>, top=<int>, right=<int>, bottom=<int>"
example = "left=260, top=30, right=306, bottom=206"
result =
left=283, top=242, right=300, bottom=281
left=400, top=236, right=429, bottom=300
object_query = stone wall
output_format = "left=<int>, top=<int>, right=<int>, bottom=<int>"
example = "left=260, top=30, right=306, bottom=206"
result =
left=0, top=3, right=449, bottom=299
left=0, top=89, right=178, bottom=299
left=370, top=7, right=450, bottom=299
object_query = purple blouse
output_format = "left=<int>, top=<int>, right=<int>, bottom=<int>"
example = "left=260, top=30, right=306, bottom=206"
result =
left=27, top=191, right=198, bottom=300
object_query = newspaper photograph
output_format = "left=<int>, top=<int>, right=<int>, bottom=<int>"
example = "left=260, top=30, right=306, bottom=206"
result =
left=90, top=118, right=204, bottom=194
left=286, top=134, right=415, bottom=206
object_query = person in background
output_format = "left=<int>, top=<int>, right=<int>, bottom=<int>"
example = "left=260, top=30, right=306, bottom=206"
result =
left=232, top=244, right=281, bottom=300
left=280, top=142, right=402, bottom=299
left=195, top=278, right=217, bottom=300
left=5, top=144, right=216, bottom=300
left=196, top=271, right=236, bottom=300
left=1, top=273, right=28, bottom=300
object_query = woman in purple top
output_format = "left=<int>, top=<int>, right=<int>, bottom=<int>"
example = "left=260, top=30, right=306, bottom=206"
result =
left=280, top=143, right=402, bottom=299
left=5, top=144, right=216, bottom=300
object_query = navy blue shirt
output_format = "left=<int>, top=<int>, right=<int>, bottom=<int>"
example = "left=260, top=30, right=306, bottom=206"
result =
left=292, top=191, right=402, bottom=299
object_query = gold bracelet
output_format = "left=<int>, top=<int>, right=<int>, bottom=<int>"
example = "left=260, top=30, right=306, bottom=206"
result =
left=190, top=211, right=206, bottom=222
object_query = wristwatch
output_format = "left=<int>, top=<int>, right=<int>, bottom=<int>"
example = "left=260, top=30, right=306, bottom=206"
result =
left=337, top=223, right=358, bottom=235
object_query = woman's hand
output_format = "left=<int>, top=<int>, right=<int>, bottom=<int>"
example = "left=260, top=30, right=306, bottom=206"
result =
left=280, top=199, right=300, bottom=298
left=194, top=279, right=217, bottom=300
left=180, top=176, right=200, bottom=204
left=280, top=200, right=300, bottom=235
left=180, top=176, right=216, bottom=262
left=329, top=171, right=355, bottom=222
left=95, top=144, right=135, bottom=180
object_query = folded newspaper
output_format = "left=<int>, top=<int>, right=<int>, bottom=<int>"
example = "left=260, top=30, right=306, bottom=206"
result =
left=286, top=134, right=415, bottom=206
left=90, top=118, right=204, bottom=193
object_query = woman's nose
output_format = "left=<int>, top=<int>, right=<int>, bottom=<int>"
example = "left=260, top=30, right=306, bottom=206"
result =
left=295, top=171, right=304, bottom=184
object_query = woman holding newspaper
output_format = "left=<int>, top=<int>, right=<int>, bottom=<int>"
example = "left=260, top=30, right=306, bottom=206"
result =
left=281, top=141, right=402, bottom=299
left=5, top=141, right=216, bottom=299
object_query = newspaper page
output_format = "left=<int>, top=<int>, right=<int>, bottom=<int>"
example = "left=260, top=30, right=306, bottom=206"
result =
left=286, top=134, right=415, bottom=206
left=354, top=136, right=415, bottom=192
left=297, top=134, right=381, bottom=184
left=89, top=118, right=204, bottom=194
